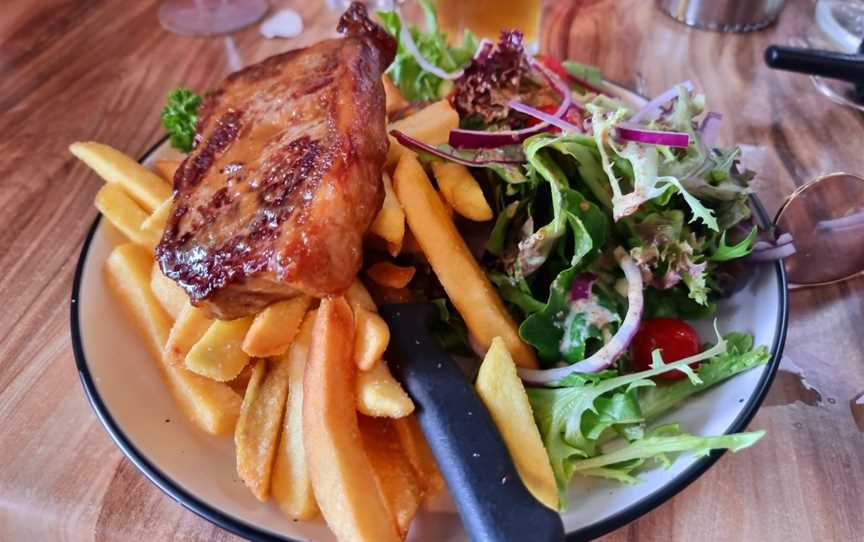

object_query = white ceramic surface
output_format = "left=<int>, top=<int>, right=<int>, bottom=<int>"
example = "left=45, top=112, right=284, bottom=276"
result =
left=71, top=132, right=786, bottom=541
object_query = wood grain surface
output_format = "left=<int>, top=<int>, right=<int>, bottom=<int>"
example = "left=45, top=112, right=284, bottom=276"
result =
left=1, top=0, right=862, bottom=540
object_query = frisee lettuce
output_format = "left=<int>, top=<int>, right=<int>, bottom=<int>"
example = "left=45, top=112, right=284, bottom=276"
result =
left=528, top=330, right=769, bottom=507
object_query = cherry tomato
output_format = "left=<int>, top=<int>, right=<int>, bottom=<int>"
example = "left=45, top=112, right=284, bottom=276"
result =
left=630, top=318, right=702, bottom=380
left=535, top=55, right=571, bottom=82
left=524, top=104, right=561, bottom=128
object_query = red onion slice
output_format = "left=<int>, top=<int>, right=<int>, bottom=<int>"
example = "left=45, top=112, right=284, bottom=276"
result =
left=629, top=81, right=695, bottom=124
left=448, top=55, right=574, bottom=148
left=518, top=248, right=644, bottom=385
left=391, top=130, right=523, bottom=166
left=699, top=112, right=723, bottom=149
left=509, top=101, right=582, bottom=133
left=449, top=126, right=547, bottom=149
left=616, top=123, right=690, bottom=148
left=747, top=232, right=796, bottom=262
left=570, top=273, right=596, bottom=301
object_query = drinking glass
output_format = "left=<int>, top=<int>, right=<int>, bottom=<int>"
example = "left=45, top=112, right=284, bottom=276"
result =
left=434, top=0, right=542, bottom=51
left=159, top=0, right=269, bottom=36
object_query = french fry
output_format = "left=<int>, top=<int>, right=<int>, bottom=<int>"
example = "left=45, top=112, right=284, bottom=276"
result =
left=359, top=415, right=423, bottom=538
left=401, top=229, right=424, bottom=255
left=271, top=311, right=319, bottom=520
left=95, top=184, right=160, bottom=247
left=303, top=298, right=400, bottom=542
left=228, top=363, right=255, bottom=396
left=105, top=243, right=241, bottom=435
left=356, top=360, right=414, bottom=418
left=387, top=100, right=459, bottom=166
left=368, top=173, right=406, bottom=254
left=393, top=153, right=538, bottom=368
left=185, top=317, right=254, bottom=381
left=140, top=197, right=172, bottom=248
left=431, top=161, right=493, bottom=222
left=70, top=141, right=171, bottom=212
left=383, top=75, right=409, bottom=117
left=366, top=262, right=415, bottom=289
left=353, top=307, right=390, bottom=371
left=164, top=300, right=212, bottom=366
left=242, top=295, right=312, bottom=357
left=153, top=159, right=181, bottom=182
left=150, top=261, right=187, bottom=320
left=346, top=279, right=376, bottom=311
left=393, top=415, right=444, bottom=496
left=236, top=357, right=292, bottom=501
left=476, top=338, right=558, bottom=510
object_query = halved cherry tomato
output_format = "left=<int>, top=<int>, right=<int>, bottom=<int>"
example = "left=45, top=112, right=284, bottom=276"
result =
left=630, top=318, right=702, bottom=380
left=535, top=54, right=571, bottom=82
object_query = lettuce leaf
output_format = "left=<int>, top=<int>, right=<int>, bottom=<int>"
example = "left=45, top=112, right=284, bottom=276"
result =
left=528, top=331, right=769, bottom=506
left=377, top=1, right=477, bottom=101
left=569, top=424, right=765, bottom=484
left=514, top=135, right=611, bottom=363
left=637, top=332, right=770, bottom=420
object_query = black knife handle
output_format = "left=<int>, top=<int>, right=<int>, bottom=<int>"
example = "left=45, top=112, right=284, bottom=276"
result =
left=764, top=45, right=864, bottom=83
left=381, top=303, right=564, bottom=542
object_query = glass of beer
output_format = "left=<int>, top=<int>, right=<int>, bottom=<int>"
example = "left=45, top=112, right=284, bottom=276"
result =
left=434, top=0, right=543, bottom=51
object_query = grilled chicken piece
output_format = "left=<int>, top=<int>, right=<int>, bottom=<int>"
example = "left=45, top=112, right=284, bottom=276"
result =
left=157, top=4, right=396, bottom=319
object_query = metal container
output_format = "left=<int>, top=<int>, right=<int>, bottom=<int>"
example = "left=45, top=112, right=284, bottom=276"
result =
left=656, top=0, right=787, bottom=32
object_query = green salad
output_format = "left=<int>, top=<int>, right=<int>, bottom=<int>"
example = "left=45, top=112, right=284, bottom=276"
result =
left=378, top=3, right=773, bottom=505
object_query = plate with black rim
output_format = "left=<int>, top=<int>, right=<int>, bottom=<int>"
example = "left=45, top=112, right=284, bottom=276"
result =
left=70, top=85, right=787, bottom=541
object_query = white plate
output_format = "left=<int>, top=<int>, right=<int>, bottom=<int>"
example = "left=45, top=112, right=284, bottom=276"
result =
left=71, top=129, right=787, bottom=541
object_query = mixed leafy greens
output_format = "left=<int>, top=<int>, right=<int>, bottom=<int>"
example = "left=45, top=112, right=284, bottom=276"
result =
left=380, top=5, right=772, bottom=506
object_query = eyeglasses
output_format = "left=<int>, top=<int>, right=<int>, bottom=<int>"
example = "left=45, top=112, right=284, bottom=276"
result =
left=772, top=172, right=864, bottom=288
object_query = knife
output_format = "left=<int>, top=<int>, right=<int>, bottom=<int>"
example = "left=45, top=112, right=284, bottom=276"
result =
left=380, top=303, right=565, bottom=542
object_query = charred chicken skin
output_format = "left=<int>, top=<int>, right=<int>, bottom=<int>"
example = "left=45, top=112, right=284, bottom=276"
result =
left=157, top=4, right=396, bottom=319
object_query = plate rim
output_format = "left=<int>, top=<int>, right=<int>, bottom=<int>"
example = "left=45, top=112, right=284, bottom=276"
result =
left=69, top=137, right=788, bottom=542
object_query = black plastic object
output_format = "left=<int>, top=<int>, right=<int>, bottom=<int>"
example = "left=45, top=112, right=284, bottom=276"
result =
left=764, top=42, right=864, bottom=103
left=380, top=303, right=565, bottom=542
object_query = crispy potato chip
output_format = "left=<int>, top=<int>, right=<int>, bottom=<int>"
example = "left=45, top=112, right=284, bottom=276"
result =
left=393, top=415, right=444, bottom=496
left=387, top=100, right=459, bottom=166
left=185, top=317, right=254, bottom=381
left=271, top=311, right=319, bottom=520
left=359, top=415, right=423, bottom=538
left=431, top=161, right=493, bottom=222
left=105, top=243, right=240, bottom=435
left=236, top=357, right=292, bottom=501
left=366, top=262, right=416, bottom=289
left=70, top=141, right=171, bottom=212
left=164, top=300, right=212, bottom=366
left=303, top=298, right=400, bottom=542
left=357, top=360, right=414, bottom=418
left=476, top=338, right=558, bottom=510
left=393, top=153, right=538, bottom=368
left=149, top=261, right=187, bottom=320
left=242, top=295, right=312, bottom=357
left=95, top=184, right=160, bottom=247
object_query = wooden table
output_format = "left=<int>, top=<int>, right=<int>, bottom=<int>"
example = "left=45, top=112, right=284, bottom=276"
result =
left=1, top=0, right=862, bottom=540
